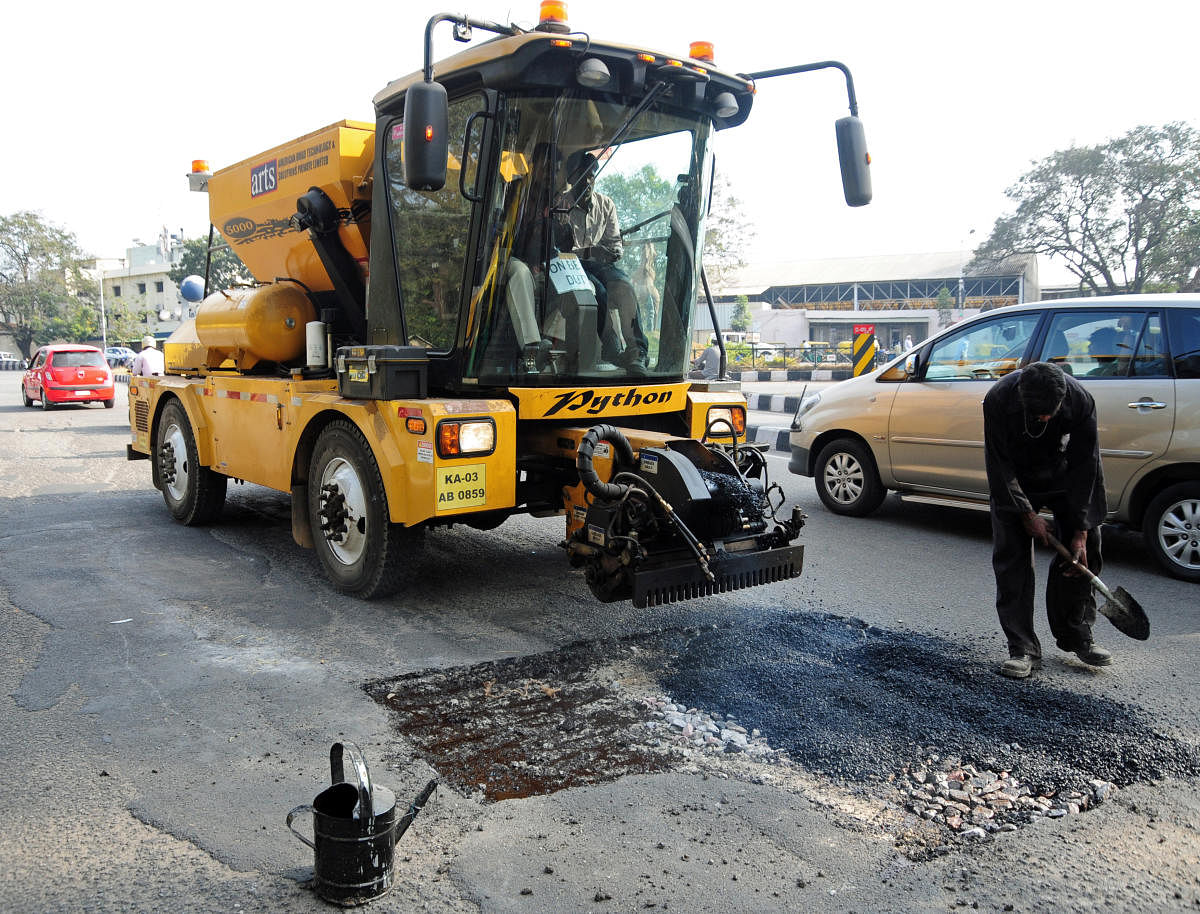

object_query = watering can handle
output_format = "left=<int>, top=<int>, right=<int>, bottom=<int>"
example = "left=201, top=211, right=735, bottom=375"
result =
left=330, top=741, right=373, bottom=819
left=286, top=805, right=316, bottom=850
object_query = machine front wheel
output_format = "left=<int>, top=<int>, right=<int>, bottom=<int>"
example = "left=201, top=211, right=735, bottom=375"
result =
left=308, top=420, right=420, bottom=599
left=157, top=400, right=227, bottom=525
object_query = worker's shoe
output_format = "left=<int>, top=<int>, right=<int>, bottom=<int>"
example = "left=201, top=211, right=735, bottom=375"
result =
left=619, top=344, right=649, bottom=377
left=998, top=655, right=1042, bottom=679
left=1072, top=643, right=1112, bottom=667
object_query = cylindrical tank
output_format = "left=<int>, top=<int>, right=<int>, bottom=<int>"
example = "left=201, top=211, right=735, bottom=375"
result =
left=195, top=284, right=316, bottom=366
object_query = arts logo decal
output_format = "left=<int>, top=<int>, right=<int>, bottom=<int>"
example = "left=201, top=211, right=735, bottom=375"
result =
left=250, top=159, right=278, bottom=197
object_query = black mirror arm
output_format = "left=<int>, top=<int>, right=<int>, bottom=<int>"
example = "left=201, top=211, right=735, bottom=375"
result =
left=422, top=14, right=519, bottom=83
left=699, top=267, right=727, bottom=380
left=740, top=60, right=859, bottom=118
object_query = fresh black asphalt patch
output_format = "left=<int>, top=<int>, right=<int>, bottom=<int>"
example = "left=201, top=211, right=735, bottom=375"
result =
left=367, top=612, right=1200, bottom=828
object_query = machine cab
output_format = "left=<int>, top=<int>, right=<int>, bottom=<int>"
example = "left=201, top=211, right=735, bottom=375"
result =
left=366, top=29, right=750, bottom=393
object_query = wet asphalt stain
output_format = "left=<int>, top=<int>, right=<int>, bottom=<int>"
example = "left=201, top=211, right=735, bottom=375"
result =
left=367, top=612, right=1200, bottom=814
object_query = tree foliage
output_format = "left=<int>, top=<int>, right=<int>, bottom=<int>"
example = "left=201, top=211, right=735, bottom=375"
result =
left=730, top=295, right=752, bottom=332
left=167, top=235, right=251, bottom=293
left=971, top=123, right=1200, bottom=294
left=704, top=173, right=754, bottom=290
left=0, top=211, right=98, bottom=358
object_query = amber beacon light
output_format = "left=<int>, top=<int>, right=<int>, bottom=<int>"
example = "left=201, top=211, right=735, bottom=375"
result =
left=689, top=41, right=715, bottom=63
left=538, top=1, right=569, bottom=30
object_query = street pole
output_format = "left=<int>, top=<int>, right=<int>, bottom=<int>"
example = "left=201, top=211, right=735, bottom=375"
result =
left=98, top=265, right=108, bottom=351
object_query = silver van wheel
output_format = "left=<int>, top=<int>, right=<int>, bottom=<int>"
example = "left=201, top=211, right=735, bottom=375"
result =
left=1144, top=483, right=1200, bottom=582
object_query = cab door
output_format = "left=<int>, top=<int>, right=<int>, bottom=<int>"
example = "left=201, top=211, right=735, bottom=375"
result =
left=888, top=312, right=1042, bottom=495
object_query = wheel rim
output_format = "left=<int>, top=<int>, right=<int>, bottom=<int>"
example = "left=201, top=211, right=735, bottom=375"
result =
left=823, top=451, right=864, bottom=505
left=318, top=457, right=369, bottom=566
left=1155, top=496, right=1200, bottom=572
left=160, top=422, right=190, bottom=502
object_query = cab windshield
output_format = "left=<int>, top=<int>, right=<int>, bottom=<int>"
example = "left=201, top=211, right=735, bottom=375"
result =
left=466, top=92, right=712, bottom=386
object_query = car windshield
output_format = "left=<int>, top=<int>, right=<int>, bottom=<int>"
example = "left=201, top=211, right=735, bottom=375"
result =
left=52, top=351, right=106, bottom=368
left=463, top=91, right=713, bottom=386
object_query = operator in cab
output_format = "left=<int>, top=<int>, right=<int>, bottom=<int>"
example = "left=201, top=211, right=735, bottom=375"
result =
left=559, top=151, right=648, bottom=374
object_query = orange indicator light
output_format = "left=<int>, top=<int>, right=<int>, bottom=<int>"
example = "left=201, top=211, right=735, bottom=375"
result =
left=637, top=53, right=655, bottom=62
left=191, top=159, right=210, bottom=173
left=424, top=124, right=434, bottom=142
left=664, top=58, right=683, bottom=68
left=438, top=422, right=461, bottom=456
left=406, top=416, right=427, bottom=435
left=688, top=41, right=714, bottom=62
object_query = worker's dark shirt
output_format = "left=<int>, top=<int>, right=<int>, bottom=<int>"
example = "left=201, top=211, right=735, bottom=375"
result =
left=982, top=369, right=1106, bottom=531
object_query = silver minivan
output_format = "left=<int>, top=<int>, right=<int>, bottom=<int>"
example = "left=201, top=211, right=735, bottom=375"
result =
left=788, top=294, right=1200, bottom=582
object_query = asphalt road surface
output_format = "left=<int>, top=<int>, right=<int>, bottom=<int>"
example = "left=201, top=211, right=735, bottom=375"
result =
left=1, top=378, right=1197, bottom=913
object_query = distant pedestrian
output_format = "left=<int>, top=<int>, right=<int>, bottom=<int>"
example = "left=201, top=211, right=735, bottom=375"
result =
left=903, top=333, right=914, bottom=351
left=131, top=336, right=165, bottom=377
left=982, top=361, right=1110, bottom=679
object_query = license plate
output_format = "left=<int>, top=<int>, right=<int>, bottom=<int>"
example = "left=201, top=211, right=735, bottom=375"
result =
left=76, top=390, right=90, bottom=396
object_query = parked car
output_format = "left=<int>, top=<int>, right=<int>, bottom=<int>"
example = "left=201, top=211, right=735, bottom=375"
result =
left=21, top=345, right=116, bottom=410
left=789, top=294, right=1200, bottom=581
left=104, top=346, right=137, bottom=368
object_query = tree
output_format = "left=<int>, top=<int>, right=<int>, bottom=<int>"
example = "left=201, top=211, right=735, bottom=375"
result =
left=704, top=173, right=755, bottom=290
left=970, top=123, right=1200, bottom=295
left=0, top=211, right=98, bottom=358
left=167, top=235, right=251, bottom=293
left=730, top=295, right=752, bottom=332
left=935, top=286, right=954, bottom=328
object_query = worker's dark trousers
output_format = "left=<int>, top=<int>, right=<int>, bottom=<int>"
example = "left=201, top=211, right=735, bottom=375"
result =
left=991, top=501, right=1102, bottom=658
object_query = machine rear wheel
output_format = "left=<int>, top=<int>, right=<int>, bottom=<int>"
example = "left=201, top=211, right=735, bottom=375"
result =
left=814, top=437, right=886, bottom=517
left=157, top=400, right=227, bottom=525
left=308, top=420, right=421, bottom=598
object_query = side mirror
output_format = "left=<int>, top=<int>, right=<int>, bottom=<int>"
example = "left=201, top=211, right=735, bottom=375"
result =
left=835, top=116, right=872, bottom=207
left=403, top=81, right=449, bottom=191
left=904, top=353, right=918, bottom=377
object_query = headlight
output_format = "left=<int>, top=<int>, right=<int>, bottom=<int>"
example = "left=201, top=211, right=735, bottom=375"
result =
left=437, top=418, right=496, bottom=458
left=706, top=406, right=745, bottom=437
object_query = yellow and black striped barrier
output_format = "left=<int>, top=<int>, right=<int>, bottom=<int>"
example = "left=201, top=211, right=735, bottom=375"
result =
left=852, top=331, right=877, bottom=377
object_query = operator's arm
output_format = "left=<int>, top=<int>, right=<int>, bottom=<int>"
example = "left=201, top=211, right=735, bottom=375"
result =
left=578, top=194, right=623, bottom=263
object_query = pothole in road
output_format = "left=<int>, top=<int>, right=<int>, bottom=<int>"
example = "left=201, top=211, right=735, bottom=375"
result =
left=366, top=612, right=1200, bottom=853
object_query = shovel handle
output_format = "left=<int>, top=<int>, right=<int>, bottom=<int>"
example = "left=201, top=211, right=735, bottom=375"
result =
left=1044, top=532, right=1116, bottom=601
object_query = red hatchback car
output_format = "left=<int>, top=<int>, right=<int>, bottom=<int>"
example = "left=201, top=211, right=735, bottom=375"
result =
left=22, top=345, right=116, bottom=409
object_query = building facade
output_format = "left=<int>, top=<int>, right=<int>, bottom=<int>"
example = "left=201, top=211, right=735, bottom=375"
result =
left=100, top=228, right=188, bottom=344
left=707, top=251, right=1038, bottom=352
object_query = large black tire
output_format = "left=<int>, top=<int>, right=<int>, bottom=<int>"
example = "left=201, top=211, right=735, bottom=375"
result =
left=21, top=386, right=32, bottom=408
left=814, top=437, right=887, bottom=517
left=39, top=388, right=52, bottom=411
left=308, top=420, right=421, bottom=599
left=157, top=400, right=227, bottom=525
left=1143, top=482, right=1200, bottom=582
left=102, top=398, right=115, bottom=409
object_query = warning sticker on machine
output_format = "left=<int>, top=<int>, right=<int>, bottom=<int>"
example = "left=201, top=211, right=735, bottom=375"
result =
left=416, top=441, right=434, bottom=464
left=436, top=463, right=486, bottom=511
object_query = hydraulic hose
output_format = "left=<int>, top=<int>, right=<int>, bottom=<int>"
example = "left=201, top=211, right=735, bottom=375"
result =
left=576, top=425, right=636, bottom=501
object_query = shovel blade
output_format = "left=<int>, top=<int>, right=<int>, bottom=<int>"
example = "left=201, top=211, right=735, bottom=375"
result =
left=1097, top=585, right=1149, bottom=641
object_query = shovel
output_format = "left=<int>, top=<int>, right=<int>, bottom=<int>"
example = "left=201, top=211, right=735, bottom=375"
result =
left=1045, top=533, right=1149, bottom=640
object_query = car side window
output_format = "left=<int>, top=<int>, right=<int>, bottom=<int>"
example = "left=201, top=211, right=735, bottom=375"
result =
left=925, top=315, right=1039, bottom=381
left=1130, top=315, right=1168, bottom=377
left=1166, top=308, right=1200, bottom=379
left=1041, top=311, right=1143, bottom=378
left=33, top=351, right=46, bottom=368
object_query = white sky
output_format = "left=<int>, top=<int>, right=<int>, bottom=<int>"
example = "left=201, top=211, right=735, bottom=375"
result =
left=3, top=0, right=1197, bottom=286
